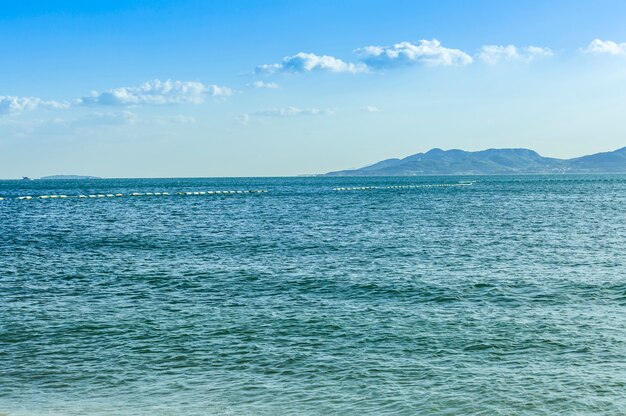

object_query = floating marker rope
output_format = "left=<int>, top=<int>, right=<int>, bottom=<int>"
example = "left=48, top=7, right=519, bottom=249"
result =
left=2, top=190, right=268, bottom=201
left=333, top=182, right=474, bottom=191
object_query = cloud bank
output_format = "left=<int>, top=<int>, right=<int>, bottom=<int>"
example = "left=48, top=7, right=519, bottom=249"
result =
left=79, top=79, right=232, bottom=106
left=254, top=39, right=563, bottom=75
left=255, top=39, right=473, bottom=75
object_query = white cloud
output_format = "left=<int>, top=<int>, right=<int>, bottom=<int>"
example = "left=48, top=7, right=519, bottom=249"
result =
left=255, top=40, right=471, bottom=75
left=78, top=79, right=232, bottom=106
left=362, top=105, right=381, bottom=113
left=0, top=96, right=69, bottom=115
left=256, top=52, right=366, bottom=74
left=355, top=39, right=473, bottom=68
left=581, top=39, right=626, bottom=55
left=251, top=106, right=332, bottom=117
left=250, top=81, right=279, bottom=89
left=478, top=45, right=553, bottom=64
left=205, top=84, right=233, bottom=97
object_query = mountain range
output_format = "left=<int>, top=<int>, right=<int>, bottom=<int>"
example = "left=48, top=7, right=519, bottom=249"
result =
left=326, top=146, right=626, bottom=176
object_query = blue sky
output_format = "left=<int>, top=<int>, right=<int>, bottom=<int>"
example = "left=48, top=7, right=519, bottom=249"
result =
left=2, top=0, right=626, bottom=178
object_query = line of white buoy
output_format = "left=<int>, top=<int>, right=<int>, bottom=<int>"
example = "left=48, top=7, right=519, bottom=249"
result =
left=333, top=183, right=474, bottom=191
left=176, top=190, right=264, bottom=196
left=2, top=190, right=268, bottom=201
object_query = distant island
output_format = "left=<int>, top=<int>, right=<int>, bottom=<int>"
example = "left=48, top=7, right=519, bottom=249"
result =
left=39, top=175, right=101, bottom=180
left=326, top=146, right=626, bottom=176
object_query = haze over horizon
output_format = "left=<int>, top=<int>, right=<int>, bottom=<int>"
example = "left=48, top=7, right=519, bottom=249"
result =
left=2, top=0, right=626, bottom=178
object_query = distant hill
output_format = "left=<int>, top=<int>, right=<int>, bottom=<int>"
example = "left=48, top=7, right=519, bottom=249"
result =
left=326, top=147, right=626, bottom=176
left=39, top=175, right=101, bottom=180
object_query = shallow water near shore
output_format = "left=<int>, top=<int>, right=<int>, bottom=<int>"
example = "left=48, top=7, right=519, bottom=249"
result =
left=1, top=175, right=626, bottom=415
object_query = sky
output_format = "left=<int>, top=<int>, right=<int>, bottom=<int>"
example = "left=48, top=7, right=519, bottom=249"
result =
left=1, top=0, right=626, bottom=178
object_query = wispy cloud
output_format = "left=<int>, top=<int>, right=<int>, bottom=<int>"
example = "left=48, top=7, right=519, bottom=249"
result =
left=236, top=114, right=251, bottom=125
left=478, top=45, right=553, bottom=64
left=252, top=106, right=332, bottom=117
left=361, top=105, right=381, bottom=113
left=78, top=79, right=232, bottom=106
left=355, top=40, right=473, bottom=68
left=250, top=81, right=280, bottom=89
left=0, top=96, right=69, bottom=115
left=256, top=52, right=366, bottom=74
left=2, top=111, right=139, bottom=138
left=153, top=114, right=196, bottom=124
left=581, top=39, right=626, bottom=56
left=75, top=111, right=139, bottom=126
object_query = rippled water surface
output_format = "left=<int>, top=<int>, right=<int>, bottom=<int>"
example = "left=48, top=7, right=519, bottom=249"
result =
left=1, top=175, right=626, bottom=415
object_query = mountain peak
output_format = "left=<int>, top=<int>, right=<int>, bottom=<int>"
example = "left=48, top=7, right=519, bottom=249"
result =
left=326, top=147, right=626, bottom=176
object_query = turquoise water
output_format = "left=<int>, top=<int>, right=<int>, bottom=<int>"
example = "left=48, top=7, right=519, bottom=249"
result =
left=1, top=175, right=626, bottom=415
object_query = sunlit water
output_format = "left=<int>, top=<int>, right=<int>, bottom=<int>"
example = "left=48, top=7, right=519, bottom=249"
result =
left=1, top=175, right=626, bottom=415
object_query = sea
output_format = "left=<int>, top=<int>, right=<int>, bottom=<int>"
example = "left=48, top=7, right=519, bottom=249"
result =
left=1, top=175, right=625, bottom=415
